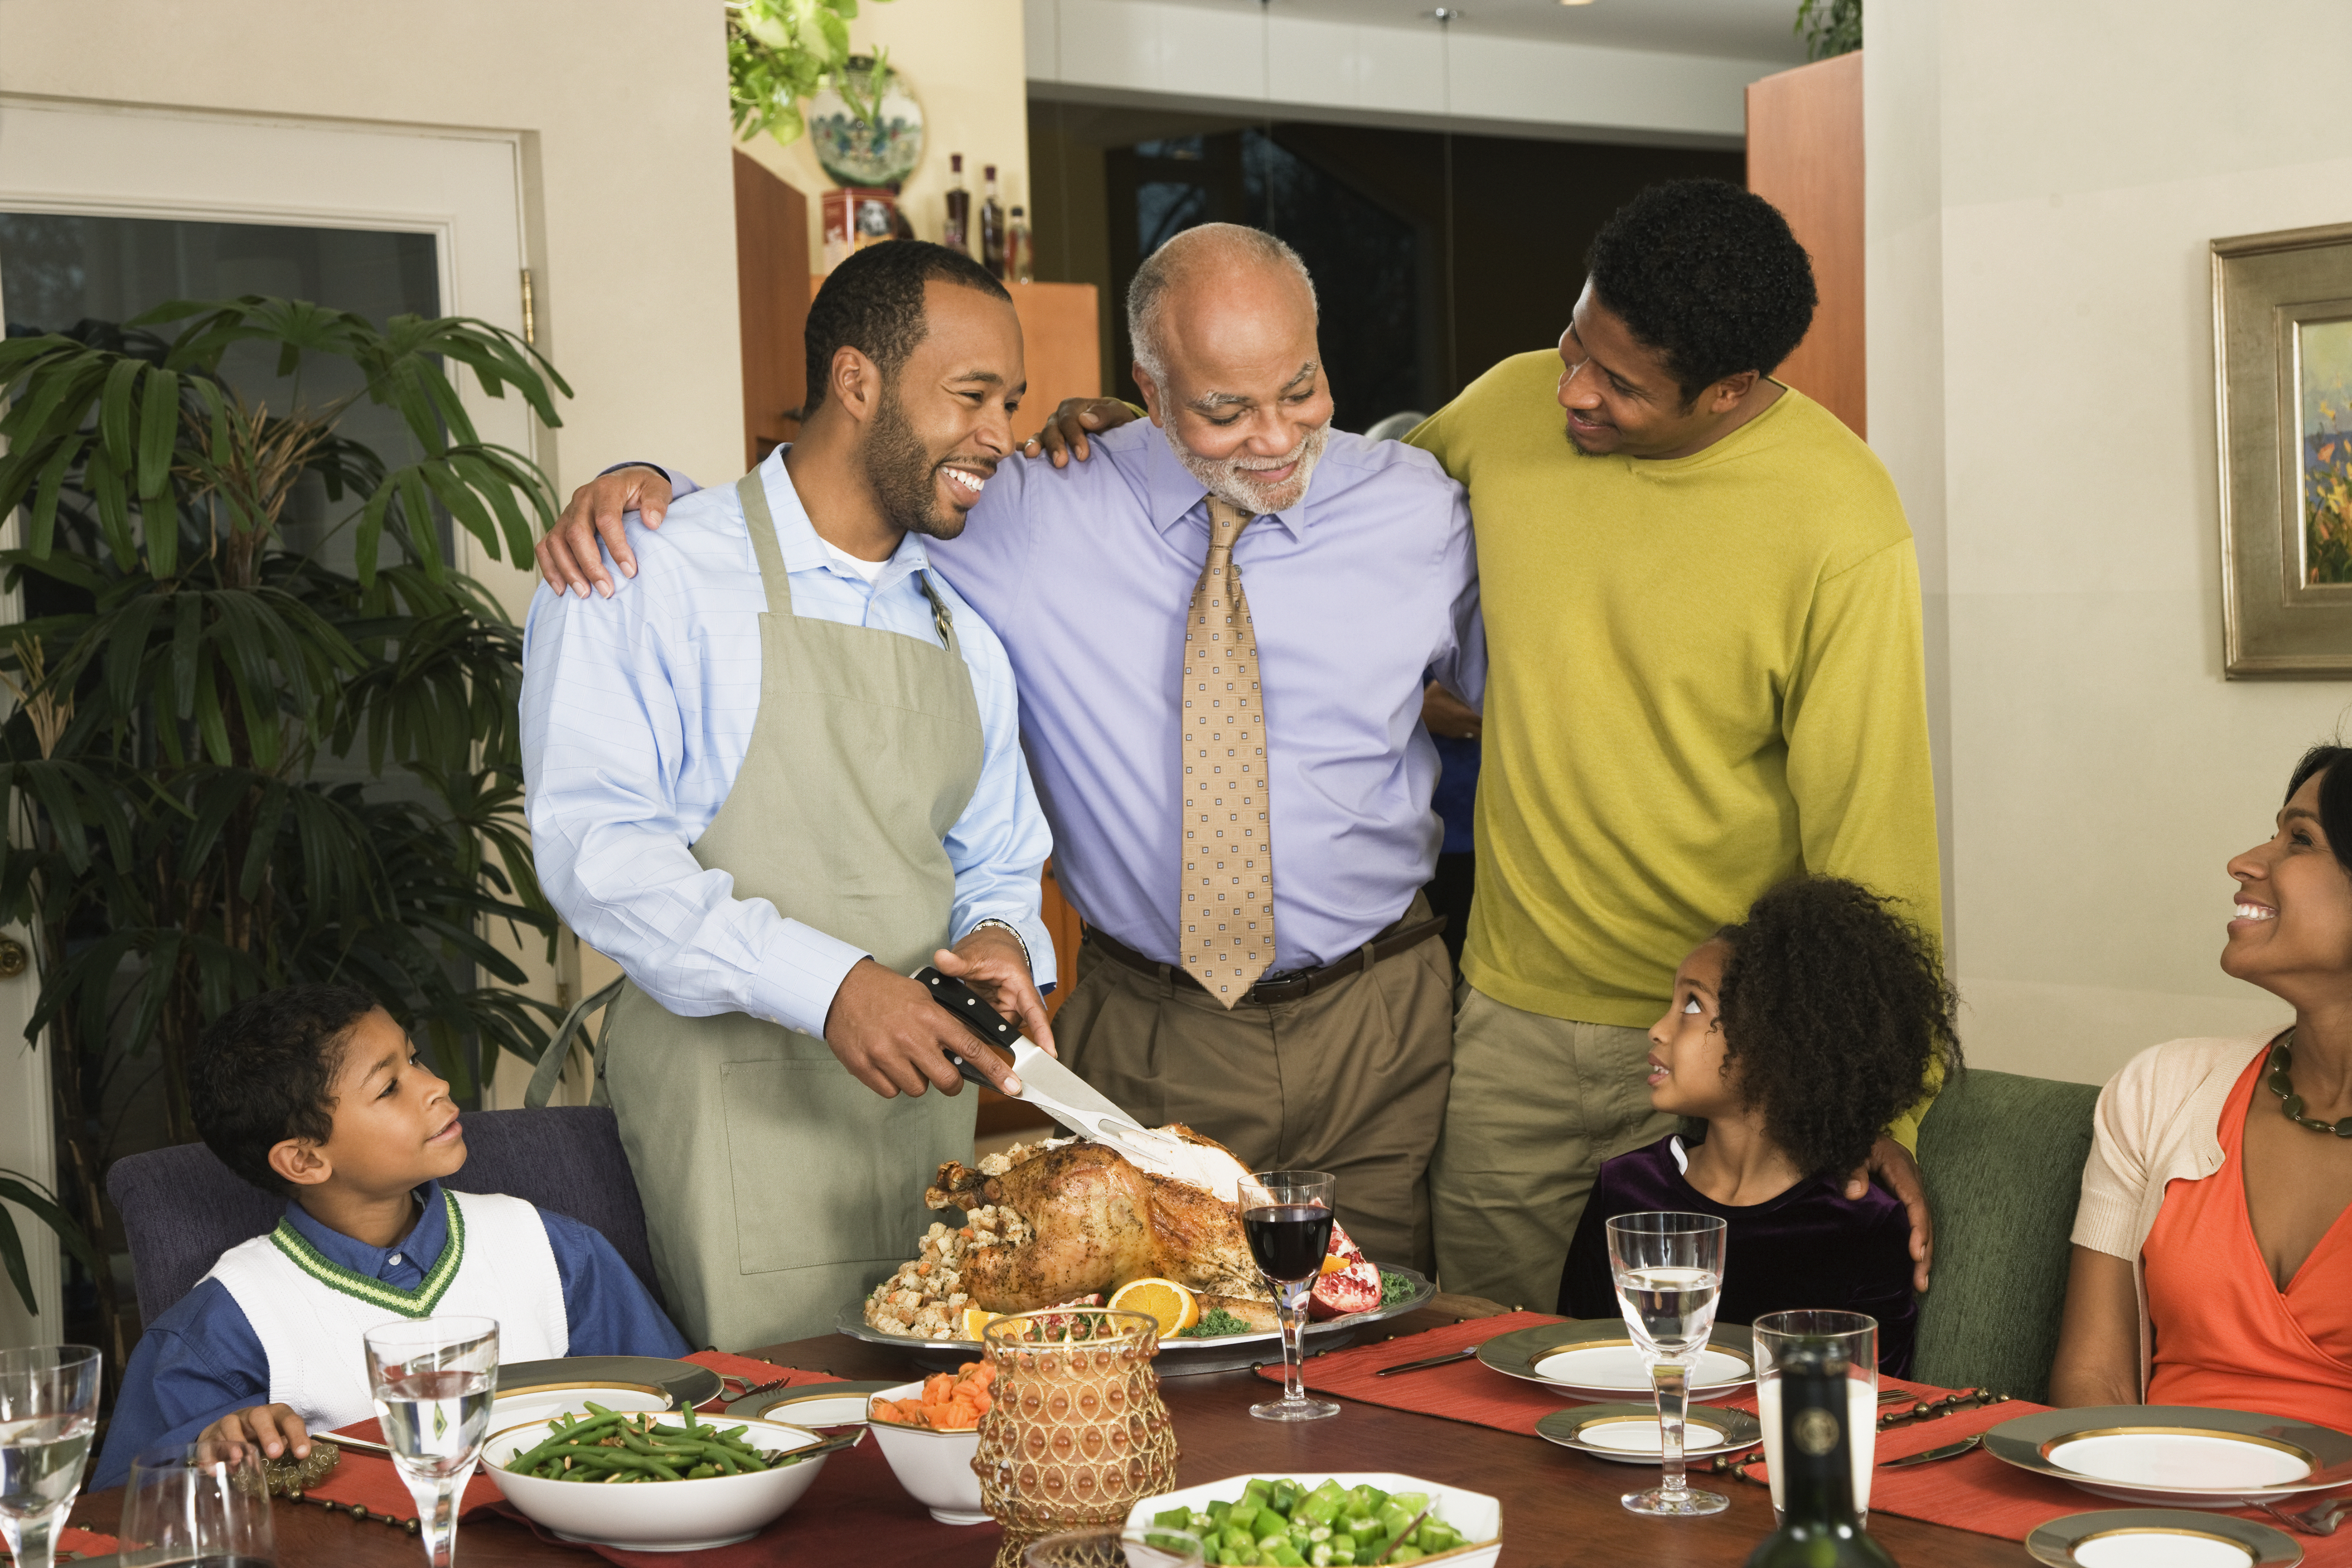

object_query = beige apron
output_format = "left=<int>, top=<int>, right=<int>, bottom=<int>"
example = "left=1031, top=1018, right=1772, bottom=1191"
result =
left=602, top=468, right=985, bottom=1351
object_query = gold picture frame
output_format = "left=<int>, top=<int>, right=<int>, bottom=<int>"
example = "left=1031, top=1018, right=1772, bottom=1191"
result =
left=2215, top=220, right=2352, bottom=676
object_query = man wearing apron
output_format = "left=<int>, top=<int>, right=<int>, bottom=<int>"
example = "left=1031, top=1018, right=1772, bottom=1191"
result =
left=519, top=242, right=1054, bottom=1351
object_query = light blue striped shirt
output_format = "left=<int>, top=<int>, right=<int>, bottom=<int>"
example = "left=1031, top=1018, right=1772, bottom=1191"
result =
left=519, top=448, right=1055, bottom=1040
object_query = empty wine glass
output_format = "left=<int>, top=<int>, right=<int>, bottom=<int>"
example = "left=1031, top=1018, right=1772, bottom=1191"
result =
left=1024, top=1525, right=1205, bottom=1566
left=364, top=1317, right=497, bottom=1568
left=1240, top=1170, right=1340, bottom=1422
left=119, top=1441, right=274, bottom=1568
left=1606, top=1211, right=1729, bottom=1517
left=0, top=1345, right=102, bottom=1568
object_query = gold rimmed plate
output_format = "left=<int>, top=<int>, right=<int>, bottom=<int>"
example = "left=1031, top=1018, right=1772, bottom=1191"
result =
left=1474, top=1319, right=1755, bottom=1402
left=729, top=1380, right=905, bottom=1425
left=499, top=1356, right=723, bottom=1413
left=2025, top=1508, right=2302, bottom=1567
left=1534, top=1401, right=1761, bottom=1465
left=1986, top=1406, right=2352, bottom=1508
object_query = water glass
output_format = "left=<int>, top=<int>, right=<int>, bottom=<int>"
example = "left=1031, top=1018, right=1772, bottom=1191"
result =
left=1023, top=1525, right=1205, bottom=1566
left=0, top=1345, right=102, bottom=1568
left=1238, top=1170, right=1340, bottom=1423
left=1753, top=1310, right=1879, bottom=1525
left=119, top=1442, right=274, bottom=1568
left=364, top=1316, right=497, bottom=1568
left=1606, top=1211, right=1729, bottom=1518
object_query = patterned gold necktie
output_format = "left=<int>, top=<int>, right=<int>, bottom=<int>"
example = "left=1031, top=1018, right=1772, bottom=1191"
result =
left=1180, top=497, right=1277, bottom=1005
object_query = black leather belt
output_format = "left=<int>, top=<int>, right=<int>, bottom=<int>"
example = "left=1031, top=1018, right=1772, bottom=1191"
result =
left=1082, top=912, right=1447, bottom=1007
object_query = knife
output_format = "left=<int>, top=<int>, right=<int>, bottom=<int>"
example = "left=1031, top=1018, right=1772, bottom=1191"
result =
left=1373, top=1346, right=1478, bottom=1378
left=1877, top=1432, right=1981, bottom=1469
left=918, top=967, right=1212, bottom=1183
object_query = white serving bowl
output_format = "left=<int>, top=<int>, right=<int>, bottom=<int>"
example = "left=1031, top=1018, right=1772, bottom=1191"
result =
left=1127, top=1472, right=1502, bottom=1568
left=489, top=1382, right=671, bottom=1432
left=484, top=1411, right=831, bottom=1550
left=865, top=1378, right=988, bottom=1525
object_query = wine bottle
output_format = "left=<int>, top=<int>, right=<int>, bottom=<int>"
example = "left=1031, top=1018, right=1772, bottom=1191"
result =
left=980, top=164, right=1007, bottom=278
left=1746, top=1347, right=1898, bottom=1567
left=1008, top=205, right=1033, bottom=283
left=943, top=153, right=971, bottom=257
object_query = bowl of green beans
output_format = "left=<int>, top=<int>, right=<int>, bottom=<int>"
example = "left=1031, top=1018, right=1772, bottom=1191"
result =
left=484, top=1402, right=834, bottom=1550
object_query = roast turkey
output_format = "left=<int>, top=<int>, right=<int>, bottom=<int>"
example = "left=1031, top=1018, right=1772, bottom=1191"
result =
left=925, top=1126, right=1279, bottom=1328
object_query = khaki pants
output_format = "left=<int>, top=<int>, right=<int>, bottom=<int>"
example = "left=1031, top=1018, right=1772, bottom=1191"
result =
left=1429, top=987, right=1674, bottom=1310
left=1054, top=900, right=1453, bottom=1275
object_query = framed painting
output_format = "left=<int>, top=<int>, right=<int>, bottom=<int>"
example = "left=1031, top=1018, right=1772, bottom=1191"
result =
left=2215, top=220, right=2352, bottom=677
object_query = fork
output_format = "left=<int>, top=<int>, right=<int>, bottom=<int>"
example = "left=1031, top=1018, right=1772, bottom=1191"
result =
left=2250, top=1496, right=2352, bottom=1536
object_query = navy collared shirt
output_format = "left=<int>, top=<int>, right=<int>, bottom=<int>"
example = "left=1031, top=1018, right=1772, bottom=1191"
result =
left=94, top=1180, right=689, bottom=1487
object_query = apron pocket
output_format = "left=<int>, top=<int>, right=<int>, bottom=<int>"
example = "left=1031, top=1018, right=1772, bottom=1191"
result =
left=720, top=1059, right=966, bottom=1277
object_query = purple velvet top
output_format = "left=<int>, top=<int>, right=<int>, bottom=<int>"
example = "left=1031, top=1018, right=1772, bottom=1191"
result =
left=1557, top=1135, right=1918, bottom=1378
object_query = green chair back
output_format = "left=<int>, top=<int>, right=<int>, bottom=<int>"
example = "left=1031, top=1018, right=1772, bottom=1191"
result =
left=1910, top=1067, right=2100, bottom=1402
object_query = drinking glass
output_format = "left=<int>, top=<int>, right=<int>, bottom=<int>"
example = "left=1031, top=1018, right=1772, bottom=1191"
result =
left=119, top=1442, right=274, bottom=1568
left=1753, top=1310, right=1878, bottom=1525
left=1606, top=1211, right=1729, bottom=1517
left=364, top=1317, right=497, bottom=1568
left=1022, top=1525, right=1205, bottom=1566
left=1239, top=1170, right=1340, bottom=1423
left=0, top=1345, right=102, bottom=1568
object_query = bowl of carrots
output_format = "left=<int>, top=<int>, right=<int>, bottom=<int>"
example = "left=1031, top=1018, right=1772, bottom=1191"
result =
left=867, top=1364, right=995, bottom=1525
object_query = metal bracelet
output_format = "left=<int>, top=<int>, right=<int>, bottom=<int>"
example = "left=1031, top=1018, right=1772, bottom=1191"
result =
left=967, top=918, right=1033, bottom=976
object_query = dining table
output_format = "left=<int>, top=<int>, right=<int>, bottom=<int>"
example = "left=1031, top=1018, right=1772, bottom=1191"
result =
left=64, top=1303, right=2026, bottom=1567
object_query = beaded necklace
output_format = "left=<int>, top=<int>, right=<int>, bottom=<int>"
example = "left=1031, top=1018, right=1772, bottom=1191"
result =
left=2265, top=1030, right=2352, bottom=1137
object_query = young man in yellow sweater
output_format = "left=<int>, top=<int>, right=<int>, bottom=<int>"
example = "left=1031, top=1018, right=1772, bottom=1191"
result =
left=1400, top=180, right=1941, bottom=1309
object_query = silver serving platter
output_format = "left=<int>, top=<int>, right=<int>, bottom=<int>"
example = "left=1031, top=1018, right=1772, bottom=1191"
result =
left=836, top=1264, right=1437, bottom=1376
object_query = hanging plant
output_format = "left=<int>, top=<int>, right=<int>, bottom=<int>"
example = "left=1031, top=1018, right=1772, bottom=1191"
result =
left=1794, top=0, right=1861, bottom=61
left=729, top=0, right=898, bottom=147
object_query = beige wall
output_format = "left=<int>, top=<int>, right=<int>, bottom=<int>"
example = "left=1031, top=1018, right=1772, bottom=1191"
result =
left=737, top=0, right=1031, bottom=273
left=1868, top=1, right=2352, bottom=1084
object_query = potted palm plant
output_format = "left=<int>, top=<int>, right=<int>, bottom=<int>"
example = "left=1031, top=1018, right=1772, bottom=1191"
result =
left=0, top=296, right=569, bottom=1362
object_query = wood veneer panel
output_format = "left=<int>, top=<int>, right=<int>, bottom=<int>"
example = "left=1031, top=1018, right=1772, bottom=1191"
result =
left=734, top=151, right=812, bottom=467
left=1746, top=51, right=1866, bottom=437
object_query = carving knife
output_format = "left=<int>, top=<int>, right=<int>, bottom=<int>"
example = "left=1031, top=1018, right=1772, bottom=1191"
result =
left=917, top=966, right=1215, bottom=1186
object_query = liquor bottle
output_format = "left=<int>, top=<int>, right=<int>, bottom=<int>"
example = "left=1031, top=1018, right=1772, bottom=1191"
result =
left=943, top=153, right=971, bottom=257
left=1746, top=1347, right=1898, bottom=1567
left=980, top=164, right=1007, bottom=278
left=1008, top=205, right=1034, bottom=283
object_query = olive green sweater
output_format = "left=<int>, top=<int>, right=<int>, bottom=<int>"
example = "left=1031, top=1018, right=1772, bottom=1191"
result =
left=1410, top=354, right=1942, bottom=1049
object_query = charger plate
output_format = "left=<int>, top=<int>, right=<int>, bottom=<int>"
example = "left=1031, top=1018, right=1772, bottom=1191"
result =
left=498, top=1356, right=722, bottom=1413
left=837, top=1264, right=1436, bottom=1375
left=1987, top=1406, right=2352, bottom=1507
left=1474, top=1319, right=1756, bottom=1402
left=729, top=1380, right=905, bottom=1425
left=2025, top=1509, right=2301, bottom=1568
left=1534, top=1401, right=1761, bottom=1465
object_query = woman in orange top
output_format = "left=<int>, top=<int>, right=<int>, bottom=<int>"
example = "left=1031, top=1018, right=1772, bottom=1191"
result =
left=2054, top=744, right=2352, bottom=1426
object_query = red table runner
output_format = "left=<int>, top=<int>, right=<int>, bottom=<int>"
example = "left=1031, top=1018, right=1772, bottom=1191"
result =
left=1263, top=1314, right=2352, bottom=1559
left=0, top=1527, right=116, bottom=1562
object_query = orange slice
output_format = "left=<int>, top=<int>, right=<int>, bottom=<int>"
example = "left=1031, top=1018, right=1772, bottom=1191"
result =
left=961, top=1305, right=1000, bottom=1342
left=1320, top=1252, right=1351, bottom=1275
left=1108, top=1276, right=1200, bottom=1336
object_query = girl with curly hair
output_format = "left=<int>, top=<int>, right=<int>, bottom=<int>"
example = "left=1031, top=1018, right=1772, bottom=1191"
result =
left=1556, top=876, right=1959, bottom=1375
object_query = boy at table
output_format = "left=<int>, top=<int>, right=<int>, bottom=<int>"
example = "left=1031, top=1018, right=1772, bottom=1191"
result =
left=94, top=985, right=689, bottom=1488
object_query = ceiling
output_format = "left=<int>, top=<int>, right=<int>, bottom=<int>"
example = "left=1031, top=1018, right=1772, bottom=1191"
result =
left=1099, top=0, right=1811, bottom=63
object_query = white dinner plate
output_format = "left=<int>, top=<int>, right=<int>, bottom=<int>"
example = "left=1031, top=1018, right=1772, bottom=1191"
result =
left=1987, top=1407, right=2352, bottom=1507
left=1533, top=1401, right=1762, bottom=1465
left=489, top=1381, right=672, bottom=1430
left=2025, top=1508, right=2302, bottom=1567
left=1474, top=1318, right=1756, bottom=1402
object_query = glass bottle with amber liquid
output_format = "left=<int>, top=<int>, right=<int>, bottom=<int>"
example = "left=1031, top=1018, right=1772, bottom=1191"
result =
left=980, top=163, right=1007, bottom=278
left=1747, top=1346, right=1898, bottom=1567
left=942, top=153, right=971, bottom=257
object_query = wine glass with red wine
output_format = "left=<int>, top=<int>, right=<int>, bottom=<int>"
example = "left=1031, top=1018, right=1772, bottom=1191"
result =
left=1242, top=1169, right=1342, bottom=1422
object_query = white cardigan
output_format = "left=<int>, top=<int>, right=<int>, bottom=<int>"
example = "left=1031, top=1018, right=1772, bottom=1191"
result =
left=2071, top=1029, right=2286, bottom=1397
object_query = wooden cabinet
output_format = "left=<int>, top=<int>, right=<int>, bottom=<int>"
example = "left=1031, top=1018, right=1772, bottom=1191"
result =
left=1746, top=52, right=1865, bottom=436
left=734, top=152, right=812, bottom=466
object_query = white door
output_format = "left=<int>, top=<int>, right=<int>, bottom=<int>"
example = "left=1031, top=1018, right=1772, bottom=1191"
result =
left=0, top=99, right=560, bottom=1334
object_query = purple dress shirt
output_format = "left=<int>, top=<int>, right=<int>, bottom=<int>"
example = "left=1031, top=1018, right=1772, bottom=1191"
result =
left=654, top=420, right=1482, bottom=971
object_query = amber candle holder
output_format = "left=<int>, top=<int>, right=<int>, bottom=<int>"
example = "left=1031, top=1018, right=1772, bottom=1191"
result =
left=977, top=1308, right=1180, bottom=1568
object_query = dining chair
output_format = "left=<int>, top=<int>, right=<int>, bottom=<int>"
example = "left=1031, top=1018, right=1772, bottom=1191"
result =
left=1909, top=1067, right=2101, bottom=1402
left=107, top=1105, right=666, bottom=1329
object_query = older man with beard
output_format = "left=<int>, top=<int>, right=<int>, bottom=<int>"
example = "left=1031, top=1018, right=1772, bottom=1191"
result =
left=535, top=224, right=1480, bottom=1273
left=519, top=241, right=1055, bottom=1349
